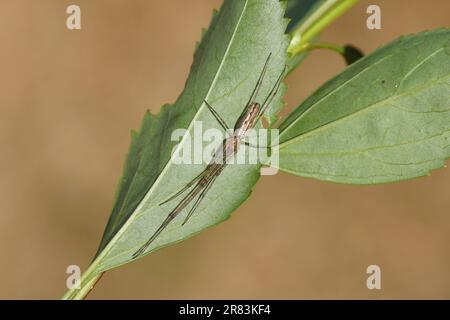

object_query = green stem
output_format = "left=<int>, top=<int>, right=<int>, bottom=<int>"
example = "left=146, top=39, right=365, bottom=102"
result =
left=61, top=259, right=104, bottom=300
left=288, top=0, right=360, bottom=56
left=296, top=42, right=345, bottom=55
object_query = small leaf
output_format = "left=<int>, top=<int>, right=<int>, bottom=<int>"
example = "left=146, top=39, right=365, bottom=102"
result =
left=94, top=0, right=289, bottom=274
left=276, top=29, right=450, bottom=184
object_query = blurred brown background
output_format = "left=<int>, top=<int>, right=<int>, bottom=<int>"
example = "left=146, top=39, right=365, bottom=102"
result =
left=0, top=0, right=449, bottom=299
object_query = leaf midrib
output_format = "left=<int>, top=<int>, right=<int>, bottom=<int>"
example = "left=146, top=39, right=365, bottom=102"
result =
left=281, top=129, right=450, bottom=157
left=278, top=53, right=394, bottom=139
left=278, top=73, right=450, bottom=150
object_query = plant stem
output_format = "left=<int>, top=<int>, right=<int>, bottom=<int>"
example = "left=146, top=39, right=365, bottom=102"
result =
left=61, top=259, right=104, bottom=300
left=288, top=0, right=360, bottom=56
left=296, top=42, right=345, bottom=55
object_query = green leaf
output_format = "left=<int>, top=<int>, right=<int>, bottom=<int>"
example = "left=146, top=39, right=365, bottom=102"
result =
left=94, top=0, right=289, bottom=274
left=276, top=29, right=450, bottom=184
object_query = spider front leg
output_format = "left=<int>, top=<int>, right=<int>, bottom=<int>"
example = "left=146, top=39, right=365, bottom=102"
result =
left=203, top=99, right=232, bottom=136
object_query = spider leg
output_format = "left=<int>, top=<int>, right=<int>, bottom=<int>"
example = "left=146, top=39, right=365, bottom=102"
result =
left=132, top=212, right=174, bottom=258
left=159, top=169, right=207, bottom=206
left=257, top=65, right=286, bottom=122
left=133, top=179, right=208, bottom=258
left=203, top=99, right=231, bottom=132
left=237, top=53, right=272, bottom=121
left=181, top=167, right=222, bottom=226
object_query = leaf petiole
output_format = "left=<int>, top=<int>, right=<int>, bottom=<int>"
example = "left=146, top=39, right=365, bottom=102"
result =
left=295, top=42, right=364, bottom=65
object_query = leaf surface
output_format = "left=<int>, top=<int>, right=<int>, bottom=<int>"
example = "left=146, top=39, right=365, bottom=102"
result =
left=277, top=29, right=450, bottom=184
left=95, top=0, right=289, bottom=273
